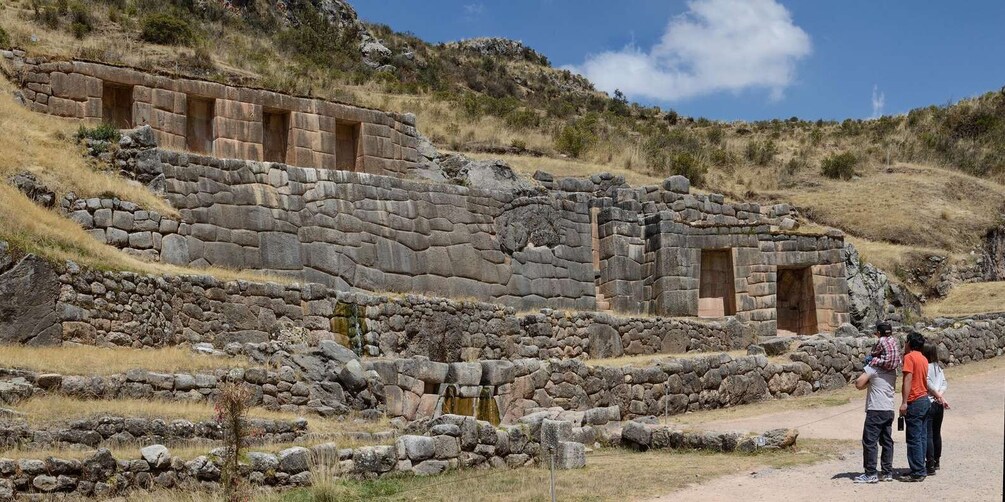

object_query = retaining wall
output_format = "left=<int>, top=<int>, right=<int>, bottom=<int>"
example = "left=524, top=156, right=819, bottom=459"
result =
left=375, top=315, right=1005, bottom=422
left=2, top=49, right=419, bottom=176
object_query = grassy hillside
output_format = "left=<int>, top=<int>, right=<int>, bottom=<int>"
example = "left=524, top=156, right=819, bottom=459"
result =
left=1, top=0, right=1003, bottom=300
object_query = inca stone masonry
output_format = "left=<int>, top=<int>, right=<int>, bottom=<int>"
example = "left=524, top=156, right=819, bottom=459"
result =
left=7, top=52, right=850, bottom=337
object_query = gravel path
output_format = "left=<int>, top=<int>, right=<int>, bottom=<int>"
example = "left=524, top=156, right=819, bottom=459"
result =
left=650, top=363, right=1005, bottom=502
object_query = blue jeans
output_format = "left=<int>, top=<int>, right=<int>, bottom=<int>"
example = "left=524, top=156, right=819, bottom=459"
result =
left=905, top=399, right=931, bottom=477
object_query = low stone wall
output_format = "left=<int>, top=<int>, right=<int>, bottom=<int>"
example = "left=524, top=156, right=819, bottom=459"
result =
left=0, top=413, right=566, bottom=499
left=0, top=339, right=383, bottom=417
left=0, top=416, right=308, bottom=450
left=376, top=315, right=1005, bottom=422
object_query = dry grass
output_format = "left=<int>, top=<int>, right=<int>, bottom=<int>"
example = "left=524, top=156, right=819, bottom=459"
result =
left=13, top=396, right=291, bottom=426
left=0, top=345, right=252, bottom=375
left=845, top=236, right=965, bottom=279
left=11, top=393, right=393, bottom=438
left=0, top=74, right=294, bottom=283
left=924, top=281, right=1005, bottom=317
left=586, top=349, right=759, bottom=368
left=765, top=163, right=1005, bottom=253
left=459, top=150, right=663, bottom=188
left=0, top=76, right=172, bottom=213
left=262, top=439, right=846, bottom=502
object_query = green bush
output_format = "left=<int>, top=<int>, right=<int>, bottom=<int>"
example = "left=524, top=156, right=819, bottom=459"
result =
left=820, top=152, right=858, bottom=180
left=555, top=123, right=594, bottom=158
left=140, top=12, right=194, bottom=46
left=75, top=123, right=121, bottom=142
left=0, top=26, right=9, bottom=47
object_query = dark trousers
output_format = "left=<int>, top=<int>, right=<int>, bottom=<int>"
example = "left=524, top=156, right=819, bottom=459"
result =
left=905, top=398, right=931, bottom=477
left=862, top=410, right=895, bottom=476
left=926, top=401, right=944, bottom=469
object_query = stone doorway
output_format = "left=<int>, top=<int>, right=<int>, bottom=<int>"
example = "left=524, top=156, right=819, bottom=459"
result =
left=263, top=110, right=290, bottom=163
left=698, top=249, right=736, bottom=317
left=335, top=122, right=360, bottom=171
left=101, top=83, right=133, bottom=129
left=185, top=96, right=215, bottom=154
left=777, top=266, right=818, bottom=336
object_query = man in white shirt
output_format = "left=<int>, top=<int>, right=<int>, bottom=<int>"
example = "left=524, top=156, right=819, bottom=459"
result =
left=853, top=361, right=898, bottom=483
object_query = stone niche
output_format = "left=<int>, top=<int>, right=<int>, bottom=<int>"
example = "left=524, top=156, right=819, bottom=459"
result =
left=263, top=109, right=290, bottom=163
left=698, top=249, right=736, bottom=318
left=777, top=266, right=819, bottom=336
left=185, top=96, right=215, bottom=154
left=101, top=82, right=133, bottom=129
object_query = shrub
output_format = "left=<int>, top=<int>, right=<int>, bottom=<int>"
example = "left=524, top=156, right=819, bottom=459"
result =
left=75, top=123, right=120, bottom=142
left=785, top=156, right=808, bottom=176
left=642, top=129, right=708, bottom=186
left=705, top=125, right=725, bottom=146
left=504, top=108, right=540, bottom=129
left=35, top=5, right=62, bottom=30
left=216, top=383, right=253, bottom=502
left=0, top=26, right=9, bottom=48
left=68, top=2, right=94, bottom=39
left=140, top=12, right=194, bottom=46
left=555, top=123, right=594, bottom=158
left=744, top=140, right=777, bottom=166
left=710, top=148, right=737, bottom=170
left=820, top=152, right=858, bottom=180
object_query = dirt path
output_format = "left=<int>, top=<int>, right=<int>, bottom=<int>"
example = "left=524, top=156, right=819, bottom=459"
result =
left=650, top=363, right=1005, bottom=502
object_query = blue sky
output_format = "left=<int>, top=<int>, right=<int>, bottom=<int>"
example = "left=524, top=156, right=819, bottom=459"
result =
left=353, top=1, right=1005, bottom=121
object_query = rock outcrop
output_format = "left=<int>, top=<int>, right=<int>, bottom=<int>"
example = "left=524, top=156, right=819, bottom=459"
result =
left=0, top=246, right=61, bottom=345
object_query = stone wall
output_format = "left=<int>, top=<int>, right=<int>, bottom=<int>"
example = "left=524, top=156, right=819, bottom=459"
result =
left=2, top=49, right=419, bottom=176
left=0, top=416, right=308, bottom=450
left=375, top=315, right=1005, bottom=422
left=0, top=413, right=564, bottom=499
left=596, top=176, right=850, bottom=336
left=50, top=258, right=752, bottom=362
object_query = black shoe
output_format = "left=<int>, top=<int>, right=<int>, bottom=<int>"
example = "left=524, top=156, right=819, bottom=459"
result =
left=933, top=461, right=940, bottom=471
left=927, top=469, right=936, bottom=476
left=899, top=474, right=926, bottom=482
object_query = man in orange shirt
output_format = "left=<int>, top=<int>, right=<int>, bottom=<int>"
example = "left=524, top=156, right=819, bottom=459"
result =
left=900, top=331, right=930, bottom=481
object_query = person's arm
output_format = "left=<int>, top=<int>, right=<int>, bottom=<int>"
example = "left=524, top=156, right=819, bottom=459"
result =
left=854, top=371, right=870, bottom=390
left=900, top=371, right=912, bottom=414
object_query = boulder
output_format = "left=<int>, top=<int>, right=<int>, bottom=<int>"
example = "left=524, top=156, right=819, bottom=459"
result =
left=446, top=362, right=482, bottom=386
left=140, top=445, right=171, bottom=469
left=278, top=447, right=310, bottom=473
left=319, top=340, right=358, bottom=364
left=0, top=253, right=61, bottom=345
left=621, top=421, right=653, bottom=450
left=396, top=435, right=435, bottom=462
left=480, top=360, right=515, bottom=385
left=411, top=459, right=449, bottom=476
left=760, top=428, right=799, bottom=449
left=587, top=323, right=624, bottom=359
left=81, top=449, right=117, bottom=482
left=662, top=175, right=690, bottom=194
left=433, top=435, right=460, bottom=459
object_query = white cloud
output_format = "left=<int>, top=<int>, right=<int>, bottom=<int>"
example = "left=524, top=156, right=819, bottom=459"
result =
left=871, top=84, right=885, bottom=118
left=569, top=0, right=811, bottom=103
left=463, top=3, right=485, bottom=18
